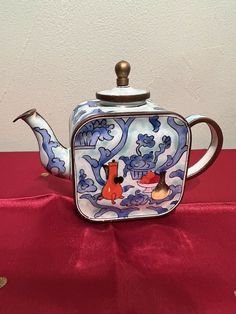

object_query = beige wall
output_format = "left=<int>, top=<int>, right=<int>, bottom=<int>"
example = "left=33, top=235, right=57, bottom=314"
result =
left=1, top=0, right=235, bottom=151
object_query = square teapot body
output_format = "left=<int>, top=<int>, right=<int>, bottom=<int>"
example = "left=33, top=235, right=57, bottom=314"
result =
left=70, top=99, right=191, bottom=222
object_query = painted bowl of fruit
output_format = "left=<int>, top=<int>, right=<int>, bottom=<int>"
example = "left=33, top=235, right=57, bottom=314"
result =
left=138, top=171, right=160, bottom=194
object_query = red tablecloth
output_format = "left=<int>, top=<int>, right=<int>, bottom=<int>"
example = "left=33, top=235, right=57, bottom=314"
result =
left=0, top=150, right=236, bottom=314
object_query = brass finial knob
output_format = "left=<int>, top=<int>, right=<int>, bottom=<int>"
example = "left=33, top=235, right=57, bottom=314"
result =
left=115, top=60, right=131, bottom=86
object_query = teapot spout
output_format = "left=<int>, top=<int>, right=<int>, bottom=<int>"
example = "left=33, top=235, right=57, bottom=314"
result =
left=13, top=109, right=71, bottom=179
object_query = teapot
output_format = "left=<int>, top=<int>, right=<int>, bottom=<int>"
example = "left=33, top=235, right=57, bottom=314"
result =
left=14, top=61, right=223, bottom=222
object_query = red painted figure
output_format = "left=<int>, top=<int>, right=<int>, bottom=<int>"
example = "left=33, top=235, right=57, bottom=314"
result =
left=100, top=160, right=124, bottom=204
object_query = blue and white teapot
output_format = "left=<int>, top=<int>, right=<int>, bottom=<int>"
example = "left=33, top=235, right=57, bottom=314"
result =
left=14, top=61, right=223, bottom=222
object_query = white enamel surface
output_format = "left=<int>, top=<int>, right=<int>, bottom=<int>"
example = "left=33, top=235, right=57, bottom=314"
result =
left=186, top=115, right=221, bottom=179
left=24, top=112, right=71, bottom=179
left=100, top=100, right=146, bottom=107
left=70, top=99, right=164, bottom=139
left=73, top=114, right=190, bottom=221
left=98, top=86, right=148, bottom=96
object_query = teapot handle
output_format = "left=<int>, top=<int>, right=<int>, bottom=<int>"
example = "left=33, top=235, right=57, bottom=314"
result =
left=186, top=115, right=223, bottom=179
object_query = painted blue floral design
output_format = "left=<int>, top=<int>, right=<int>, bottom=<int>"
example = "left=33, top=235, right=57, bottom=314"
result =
left=123, top=185, right=134, bottom=192
left=154, top=135, right=171, bottom=162
left=149, top=116, right=161, bottom=132
left=77, top=169, right=97, bottom=193
left=136, top=134, right=155, bottom=155
left=80, top=193, right=138, bottom=218
left=169, top=169, right=185, bottom=180
left=120, top=152, right=155, bottom=179
left=83, top=117, right=134, bottom=186
left=75, top=119, right=114, bottom=148
left=34, top=127, right=66, bottom=176
left=72, top=102, right=102, bottom=125
left=121, top=190, right=150, bottom=206
left=157, top=117, right=188, bottom=174
left=77, top=115, right=189, bottom=220
left=80, top=184, right=182, bottom=218
left=120, top=132, right=157, bottom=180
left=87, top=100, right=99, bottom=107
left=120, top=134, right=171, bottom=179
left=72, top=109, right=86, bottom=125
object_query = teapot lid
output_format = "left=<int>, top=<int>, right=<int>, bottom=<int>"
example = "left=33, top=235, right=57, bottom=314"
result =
left=96, top=60, right=150, bottom=103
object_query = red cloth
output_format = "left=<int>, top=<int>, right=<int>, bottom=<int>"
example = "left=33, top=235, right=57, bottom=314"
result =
left=0, top=150, right=236, bottom=314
